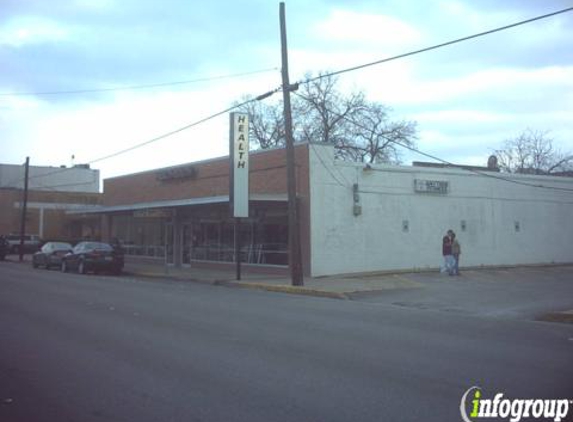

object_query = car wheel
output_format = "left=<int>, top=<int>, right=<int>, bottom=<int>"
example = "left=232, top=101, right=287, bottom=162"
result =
left=61, top=260, right=68, bottom=273
left=78, top=260, right=86, bottom=275
left=32, top=260, right=38, bottom=269
left=45, top=263, right=51, bottom=270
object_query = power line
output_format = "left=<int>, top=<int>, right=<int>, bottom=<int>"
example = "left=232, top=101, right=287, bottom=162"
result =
left=87, top=89, right=280, bottom=165
left=299, top=94, right=573, bottom=193
left=298, top=6, right=573, bottom=85
left=309, top=142, right=349, bottom=188
left=8, top=7, right=572, bottom=190
left=3, top=83, right=282, bottom=185
left=394, top=140, right=573, bottom=193
left=0, top=67, right=279, bottom=97
left=9, top=86, right=282, bottom=186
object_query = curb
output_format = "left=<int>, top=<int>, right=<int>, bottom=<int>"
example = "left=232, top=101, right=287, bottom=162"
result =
left=125, top=271, right=417, bottom=300
left=128, top=270, right=349, bottom=299
left=220, top=281, right=349, bottom=300
left=124, top=271, right=227, bottom=286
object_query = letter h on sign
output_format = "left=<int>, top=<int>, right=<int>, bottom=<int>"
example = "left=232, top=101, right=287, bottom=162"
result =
left=229, top=112, right=249, bottom=218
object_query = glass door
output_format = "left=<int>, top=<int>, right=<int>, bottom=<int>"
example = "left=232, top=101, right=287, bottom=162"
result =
left=164, top=223, right=174, bottom=265
left=181, top=223, right=192, bottom=265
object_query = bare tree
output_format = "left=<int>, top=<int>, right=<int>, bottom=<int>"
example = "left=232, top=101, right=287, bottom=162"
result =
left=494, top=129, right=573, bottom=174
left=341, top=102, right=417, bottom=164
left=294, top=74, right=364, bottom=153
left=236, top=73, right=417, bottom=164
left=235, top=98, right=285, bottom=149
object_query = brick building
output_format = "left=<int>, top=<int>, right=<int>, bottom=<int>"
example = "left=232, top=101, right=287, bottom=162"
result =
left=78, top=144, right=311, bottom=272
left=0, top=189, right=101, bottom=240
left=0, top=163, right=101, bottom=241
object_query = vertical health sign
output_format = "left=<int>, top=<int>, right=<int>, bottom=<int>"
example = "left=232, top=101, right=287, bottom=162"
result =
left=229, top=112, right=249, bottom=218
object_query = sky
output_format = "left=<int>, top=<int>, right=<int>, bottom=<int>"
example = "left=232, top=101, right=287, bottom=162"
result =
left=1, top=0, right=572, bottom=186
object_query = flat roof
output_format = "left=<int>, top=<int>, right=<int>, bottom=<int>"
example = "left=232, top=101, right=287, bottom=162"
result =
left=67, top=193, right=288, bottom=214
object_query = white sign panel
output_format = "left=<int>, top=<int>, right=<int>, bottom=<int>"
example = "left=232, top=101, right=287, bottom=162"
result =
left=230, top=112, right=249, bottom=217
left=414, top=179, right=449, bottom=194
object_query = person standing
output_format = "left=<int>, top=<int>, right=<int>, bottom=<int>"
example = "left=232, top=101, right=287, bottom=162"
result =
left=449, top=230, right=461, bottom=276
left=442, top=232, right=454, bottom=275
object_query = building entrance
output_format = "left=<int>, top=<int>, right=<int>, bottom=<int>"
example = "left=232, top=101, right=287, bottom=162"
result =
left=165, top=223, right=174, bottom=265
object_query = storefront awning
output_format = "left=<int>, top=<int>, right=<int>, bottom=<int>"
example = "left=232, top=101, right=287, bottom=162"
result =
left=67, top=194, right=288, bottom=215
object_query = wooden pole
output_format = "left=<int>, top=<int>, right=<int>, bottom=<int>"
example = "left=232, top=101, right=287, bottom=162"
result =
left=280, top=2, right=304, bottom=286
left=19, top=157, right=30, bottom=262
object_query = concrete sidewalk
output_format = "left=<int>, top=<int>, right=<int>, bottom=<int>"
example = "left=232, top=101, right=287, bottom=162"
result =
left=6, top=254, right=423, bottom=298
left=123, top=259, right=424, bottom=299
left=123, top=260, right=573, bottom=322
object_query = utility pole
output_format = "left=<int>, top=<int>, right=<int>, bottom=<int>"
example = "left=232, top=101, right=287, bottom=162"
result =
left=279, top=2, right=304, bottom=286
left=19, top=157, right=30, bottom=262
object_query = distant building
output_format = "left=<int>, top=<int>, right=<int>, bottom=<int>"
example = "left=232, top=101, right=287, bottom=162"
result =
left=411, top=160, right=500, bottom=173
left=0, top=163, right=99, bottom=193
left=0, top=163, right=102, bottom=240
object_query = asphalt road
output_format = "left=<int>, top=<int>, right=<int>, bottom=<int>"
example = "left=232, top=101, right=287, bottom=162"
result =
left=1, top=261, right=572, bottom=422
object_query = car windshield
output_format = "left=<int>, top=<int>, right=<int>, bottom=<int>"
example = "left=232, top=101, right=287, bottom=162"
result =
left=51, top=242, right=72, bottom=250
left=83, top=242, right=113, bottom=251
left=7, top=235, right=27, bottom=241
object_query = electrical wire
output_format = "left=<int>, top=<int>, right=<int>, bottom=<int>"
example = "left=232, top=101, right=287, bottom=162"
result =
left=309, top=142, right=349, bottom=188
left=87, top=88, right=281, bottom=165
left=6, top=86, right=282, bottom=187
left=0, top=67, right=279, bottom=97
left=2, top=80, right=279, bottom=186
left=301, top=96, right=573, bottom=193
left=298, top=6, right=573, bottom=85
left=6, top=6, right=573, bottom=190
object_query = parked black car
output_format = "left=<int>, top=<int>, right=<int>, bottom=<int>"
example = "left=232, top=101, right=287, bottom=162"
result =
left=32, top=242, right=73, bottom=269
left=61, top=241, right=124, bottom=275
left=0, top=235, right=9, bottom=260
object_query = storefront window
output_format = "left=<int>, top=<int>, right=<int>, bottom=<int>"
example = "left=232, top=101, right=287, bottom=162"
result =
left=109, top=204, right=289, bottom=266
left=188, top=218, right=287, bottom=266
left=110, top=213, right=168, bottom=258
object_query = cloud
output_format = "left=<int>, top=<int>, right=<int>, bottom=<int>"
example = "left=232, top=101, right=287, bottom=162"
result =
left=2, top=67, right=280, bottom=177
left=0, top=16, right=71, bottom=47
left=0, top=0, right=571, bottom=178
left=0, top=1, right=280, bottom=100
left=312, top=9, right=422, bottom=51
left=361, top=65, right=573, bottom=111
left=426, top=1, right=573, bottom=70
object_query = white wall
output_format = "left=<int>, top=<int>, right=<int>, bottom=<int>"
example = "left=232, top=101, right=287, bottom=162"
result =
left=309, top=144, right=573, bottom=277
left=0, top=164, right=100, bottom=193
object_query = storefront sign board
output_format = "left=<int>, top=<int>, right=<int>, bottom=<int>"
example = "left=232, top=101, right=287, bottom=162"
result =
left=229, top=112, right=249, bottom=218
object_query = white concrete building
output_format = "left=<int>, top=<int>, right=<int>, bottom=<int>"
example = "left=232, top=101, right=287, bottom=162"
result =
left=0, top=163, right=99, bottom=193
left=309, top=144, right=573, bottom=276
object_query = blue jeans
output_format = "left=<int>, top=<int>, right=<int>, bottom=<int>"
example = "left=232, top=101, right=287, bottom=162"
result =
left=453, top=254, right=460, bottom=275
left=442, top=255, right=455, bottom=274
